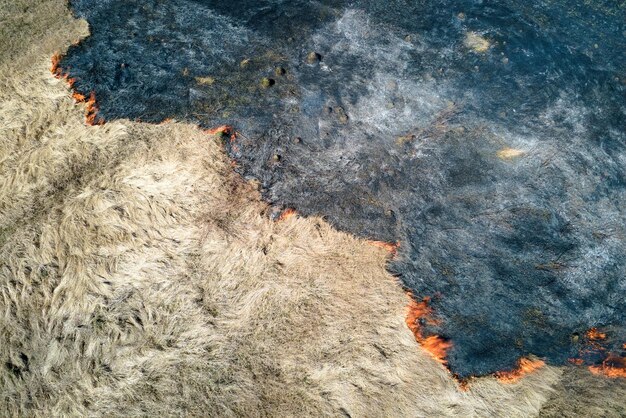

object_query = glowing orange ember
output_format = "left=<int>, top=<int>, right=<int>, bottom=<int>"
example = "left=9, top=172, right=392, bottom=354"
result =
left=495, top=358, right=546, bottom=383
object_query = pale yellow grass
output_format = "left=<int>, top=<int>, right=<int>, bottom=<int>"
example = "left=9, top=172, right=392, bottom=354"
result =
left=497, top=147, right=526, bottom=160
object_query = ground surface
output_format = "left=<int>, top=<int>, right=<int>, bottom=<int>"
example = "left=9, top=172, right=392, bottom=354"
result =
left=0, top=0, right=625, bottom=416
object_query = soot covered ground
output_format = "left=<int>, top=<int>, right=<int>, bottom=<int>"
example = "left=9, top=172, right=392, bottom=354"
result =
left=60, top=0, right=626, bottom=378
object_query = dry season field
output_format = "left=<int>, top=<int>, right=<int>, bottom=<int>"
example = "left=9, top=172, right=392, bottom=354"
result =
left=0, top=1, right=624, bottom=416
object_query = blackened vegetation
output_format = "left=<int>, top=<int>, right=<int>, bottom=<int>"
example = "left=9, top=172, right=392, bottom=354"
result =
left=62, top=0, right=625, bottom=378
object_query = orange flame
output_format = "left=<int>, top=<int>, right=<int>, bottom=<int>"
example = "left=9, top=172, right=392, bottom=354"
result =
left=589, top=355, right=626, bottom=378
left=421, top=335, right=453, bottom=364
left=567, top=327, right=625, bottom=379
left=51, top=52, right=63, bottom=75
left=495, top=358, right=546, bottom=383
left=72, top=92, right=86, bottom=102
left=405, top=293, right=451, bottom=365
left=205, top=125, right=233, bottom=137
left=84, top=92, right=103, bottom=125
left=277, top=208, right=297, bottom=222
left=406, top=295, right=432, bottom=330
left=586, top=328, right=607, bottom=341
left=405, top=292, right=549, bottom=384
left=51, top=52, right=103, bottom=125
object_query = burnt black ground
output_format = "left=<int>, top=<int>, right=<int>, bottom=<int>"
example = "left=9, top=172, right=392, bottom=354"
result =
left=61, top=0, right=626, bottom=378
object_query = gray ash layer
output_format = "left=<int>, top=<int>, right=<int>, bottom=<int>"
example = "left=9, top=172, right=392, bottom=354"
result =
left=62, top=0, right=626, bottom=378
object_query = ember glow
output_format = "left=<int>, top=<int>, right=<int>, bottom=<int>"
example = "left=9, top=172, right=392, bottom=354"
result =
left=72, top=91, right=86, bottom=102
left=421, top=336, right=453, bottom=365
left=406, top=293, right=546, bottom=383
left=586, top=328, right=607, bottom=341
left=495, top=358, right=546, bottom=383
left=84, top=92, right=102, bottom=126
left=589, top=356, right=626, bottom=379
left=367, top=240, right=399, bottom=256
left=204, top=125, right=233, bottom=137
left=51, top=53, right=102, bottom=125
left=277, top=208, right=297, bottom=222
left=405, top=294, right=451, bottom=365
left=50, top=52, right=63, bottom=75
left=565, top=327, right=626, bottom=379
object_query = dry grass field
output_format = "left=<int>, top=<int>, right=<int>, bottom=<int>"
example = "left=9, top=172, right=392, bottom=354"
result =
left=0, top=1, right=624, bottom=416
